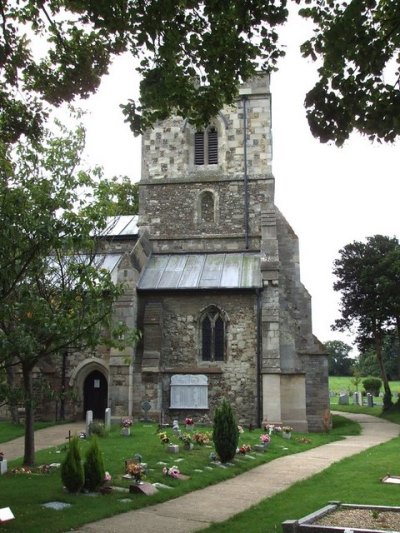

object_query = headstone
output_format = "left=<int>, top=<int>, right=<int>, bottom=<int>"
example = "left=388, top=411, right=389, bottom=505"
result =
left=0, top=460, right=7, bottom=475
left=367, top=393, right=373, bottom=407
left=167, top=444, right=179, bottom=454
left=129, top=482, right=158, bottom=496
left=338, top=393, right=349, bottom=405
left=172, top=419, right=180, bottom=432
left=141, top=401, right=151, bottom=421
left=85, top=410, right=93, bottom=435
left=105, top=408, right=111, bottom=430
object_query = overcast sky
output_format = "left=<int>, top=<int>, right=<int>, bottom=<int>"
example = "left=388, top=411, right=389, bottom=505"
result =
left=79, top=9, right=399, bottom=353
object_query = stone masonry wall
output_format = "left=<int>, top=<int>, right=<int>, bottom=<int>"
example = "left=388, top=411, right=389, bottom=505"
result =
left=136, top=291, right=259, bottom=424
left=139, top=178, right=274, bottom=252
left=141, top=74, right=272, bottom=182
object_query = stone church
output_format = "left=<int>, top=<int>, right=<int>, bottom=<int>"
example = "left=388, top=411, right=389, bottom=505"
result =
left=64, top=74, right=329, bottom=431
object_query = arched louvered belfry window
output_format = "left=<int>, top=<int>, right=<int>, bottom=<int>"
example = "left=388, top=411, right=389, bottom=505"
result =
left=207, top=127, right=218, bottom=164
left=200, top=307, right=225, bottom=362
left=194, top=126, right=218, bottom=166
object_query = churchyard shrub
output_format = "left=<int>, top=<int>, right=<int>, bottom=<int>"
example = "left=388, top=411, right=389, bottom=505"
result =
left=362, top=377, right=382, bottom=396
left=212, top=398, right=239, bottom=463
left=89, top=421, right=107, bottom=437
left=84, top=436, right=105, bottom=491
left=61, top=436, right=84, bottom=493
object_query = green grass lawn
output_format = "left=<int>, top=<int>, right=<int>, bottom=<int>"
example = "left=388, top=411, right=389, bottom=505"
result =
left=0, top=421, right=54, bottom=444
left=329, top=376, right=400, bottom=396
left=201, top=433, right=400, bottom=532
left=0, top=417, right=359, bottom=533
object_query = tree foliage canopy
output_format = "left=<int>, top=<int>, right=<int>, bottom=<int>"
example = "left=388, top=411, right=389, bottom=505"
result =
left=299, top=0, right=400, bottom=145
left=324, top=340, right=353, bottom=376
left=332, top=235, right=400, bottom=409
left=0, top=0, right=288, bottom=144
left=0, top=120, right=138, bottom=464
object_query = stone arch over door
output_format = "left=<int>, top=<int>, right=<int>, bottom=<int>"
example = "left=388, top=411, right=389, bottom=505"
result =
left=83, top=370, right=108, bottom=421
left=69, top=358, right=109, bottom=421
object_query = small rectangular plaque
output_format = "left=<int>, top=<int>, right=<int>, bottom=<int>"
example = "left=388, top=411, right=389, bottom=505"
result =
left=0, top=507, right=14, bottom=522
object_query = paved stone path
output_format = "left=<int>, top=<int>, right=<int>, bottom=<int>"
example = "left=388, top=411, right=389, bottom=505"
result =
left=1, top=413, right=398, bottom=532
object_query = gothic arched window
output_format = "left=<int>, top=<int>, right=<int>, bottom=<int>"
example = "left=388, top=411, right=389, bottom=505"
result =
left=195, top=126, right=218, bottom=165
left=200, top=191, right=215, bottom=223
left=200, top=307, right=226, bottom=362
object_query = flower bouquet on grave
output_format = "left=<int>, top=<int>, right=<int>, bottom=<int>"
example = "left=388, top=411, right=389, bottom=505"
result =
left=0, top=451, right=4, bottom=462
left=121, top=418, right=133, bottom=428
left=193, top=431, right=211, bottom=446
left=100, top=471, right=113, bottom=494
left=282, top=426, right=293, bottom=439
left=238, top=444, right=252, bottom=455
left=260, top=434, right=271, bottom=446
left=185, top=417, right=194, bottom=431
left=120, top=418, right=133, bottom=436
left=163, top=465, right=181, bottom=478
left=158, top=431, right=170, bottom=444
left=162, top=465, right=189, bottom=480
left=126, top=462, right=145, bottom=483
left=179, top=433, right=193, bottom=450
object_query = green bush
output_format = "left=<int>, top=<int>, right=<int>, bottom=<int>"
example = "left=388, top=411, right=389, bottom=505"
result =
left=61, top=436, right=84, bottom=493
left=212, top=398, right=239, bottom=463
left=84, top=436, right=105, bottom=491
left=89, top=421, right=106, bottom=437
left=362, top=377, right=382, bottom=396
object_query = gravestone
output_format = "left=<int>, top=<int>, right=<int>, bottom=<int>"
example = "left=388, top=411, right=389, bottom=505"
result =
left=85, top=410, right=93, bottom=435
left=0, top=460, right=7, bottom=475
left=367, top=393, right=373, bottom=407
left=338, top=393, right=349, bottom=405
left=129, top=482, right=158, bottom=496
left=105, top=408, right=111, bottom=430
left=141, top=401, right=151, bottom=422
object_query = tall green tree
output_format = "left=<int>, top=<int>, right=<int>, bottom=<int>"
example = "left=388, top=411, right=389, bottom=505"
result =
left=332, top=235, right=400, bottom=410
left=0, top=120, right=137, bottom=466
left=324, top=340, right=353, bottom=376
left=0, top=0, right=288, bottom=144
left=299, top=0, right=400, bottom=145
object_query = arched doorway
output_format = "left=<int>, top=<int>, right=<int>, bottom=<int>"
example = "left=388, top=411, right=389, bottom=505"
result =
left=83, top=370, right=108, bottom=420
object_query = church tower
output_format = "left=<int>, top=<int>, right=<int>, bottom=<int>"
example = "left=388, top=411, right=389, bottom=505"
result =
left=133, top=74, right=329, bottom=431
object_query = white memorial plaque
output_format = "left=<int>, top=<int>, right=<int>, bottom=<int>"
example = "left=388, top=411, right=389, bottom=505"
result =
left=170, top=374, right=208, bottom=409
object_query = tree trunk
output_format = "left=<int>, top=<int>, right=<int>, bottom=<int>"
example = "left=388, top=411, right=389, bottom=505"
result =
left=22, top=364, right=35, bottom=466
left=375, top=332, right=392, bottom=410
left=395, top=317, right=400, bottom=380
left=6, top=363, right=18, bottom=423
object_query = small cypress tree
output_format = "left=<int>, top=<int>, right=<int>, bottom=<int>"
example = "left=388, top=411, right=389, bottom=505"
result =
left=212, top=398, right=239, bottom=463
left=61, top=436, right=84, bottom=493
left=84, top=435, right=105, bottom=491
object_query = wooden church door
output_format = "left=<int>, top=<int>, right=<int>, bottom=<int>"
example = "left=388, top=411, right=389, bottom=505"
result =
left=83, top=370, right=108, bottom=420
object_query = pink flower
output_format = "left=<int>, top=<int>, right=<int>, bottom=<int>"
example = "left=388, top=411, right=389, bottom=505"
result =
left=260, top=434, right=270, bottom=444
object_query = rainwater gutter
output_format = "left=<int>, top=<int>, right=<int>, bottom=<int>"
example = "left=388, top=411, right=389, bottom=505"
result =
left=242, top=95, right=250, bottom=250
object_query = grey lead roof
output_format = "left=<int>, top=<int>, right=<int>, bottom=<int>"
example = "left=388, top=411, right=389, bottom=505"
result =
left=138, top=253, right=262, bottom=290
left=100, top=216, right=138, bottom=237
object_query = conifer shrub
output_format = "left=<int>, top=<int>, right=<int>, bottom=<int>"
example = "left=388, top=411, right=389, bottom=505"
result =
left=61, top=436, right=84, bottom=493
left=84, top=435, right=105, bottom=492
left=212, top=398, right=239, bottom=463
left=362, top=377, right=382, bottom=397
